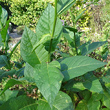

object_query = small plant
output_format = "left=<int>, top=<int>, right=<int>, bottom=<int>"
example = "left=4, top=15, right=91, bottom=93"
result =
left=0, top=0, right=109, bottom=110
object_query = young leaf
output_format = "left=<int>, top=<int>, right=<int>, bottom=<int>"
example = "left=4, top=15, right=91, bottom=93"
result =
left=57, top=0, right=76, bottom=15
left=0, top=95, right=37, bottom=110
left=38, top=91, right=74, bottom=110
left=20, top=27, right=48, bottom=67
left=1, top=18, right=11, bottom=42
left=25, top=61, right=63, bottom=108
left=79, top=41, right=107, bottom=55
left=0, top=7, right=8, bottom=27
left=35, top=4, right=62, bottom=51
left=60, top=56, right=106, bottom=81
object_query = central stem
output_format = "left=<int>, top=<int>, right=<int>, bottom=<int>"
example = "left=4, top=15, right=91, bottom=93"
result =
left=48, top=0, right=57, bottom=62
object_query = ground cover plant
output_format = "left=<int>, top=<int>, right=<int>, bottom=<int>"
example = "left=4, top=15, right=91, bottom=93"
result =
left=0, top=0, right=110, bottom=110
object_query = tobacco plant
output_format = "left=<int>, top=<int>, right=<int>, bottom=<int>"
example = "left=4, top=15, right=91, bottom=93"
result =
left=0, top=0, right=109, bottom=110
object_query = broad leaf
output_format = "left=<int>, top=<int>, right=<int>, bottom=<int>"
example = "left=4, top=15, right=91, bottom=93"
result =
left=0, top=95, right=36, bottom=110
left=0, top=79, right=22, bottom=95
left=79, top=41, right=107, bottom=55
left=0, top=55, right=8, bottom=68
left=38, top=91, right=74, bottom=110
left=0, top=89, right=18, bottom=105
left=35, top=4, right=62, bottom=51
left=57, top=0, right=76, bottom=15
left=24, top=61, right=63, bottom=108
left=60, top=56, right=106, bottom=81
left=20, top=27, right=48, bottom=67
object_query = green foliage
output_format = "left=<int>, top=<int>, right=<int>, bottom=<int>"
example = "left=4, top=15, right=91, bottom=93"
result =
left=2, top=0, right=54, bottom=28
left=0, top=0, right=109, bottom=109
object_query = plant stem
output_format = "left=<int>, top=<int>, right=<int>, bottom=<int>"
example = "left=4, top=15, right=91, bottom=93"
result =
left=48, top=0, right=57, bottom=62
left=74, top=32, right=78, bottom=55
left=9, top=39, right=21, bottom=58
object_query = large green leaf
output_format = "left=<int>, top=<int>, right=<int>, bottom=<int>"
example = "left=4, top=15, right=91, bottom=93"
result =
left=0, top=89, right=18, bottom=105
left=24, top=61, right=63, bottom=108
left=0, top=79, right=22, bottom=95
left=36, top=4, right=62, bottom=39
left=57, top=0, right=76, bottom=15
left=0, top=55, right=8, bottom=68
left=60, top=56, right=106, bottom=81
left=0, top=95, right=36, bottom=110
left=38, top=91, right=74, bottom=110
left=20, top=27, right=48, bottom=67
left=35, top=4, right=62, bottom=51
left=79, top=41, right=107, bottom=55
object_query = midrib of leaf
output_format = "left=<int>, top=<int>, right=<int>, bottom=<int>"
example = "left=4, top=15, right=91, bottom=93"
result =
left=62, top=63, right=105, bottom=72
left=25, top=28, right=41, bottom=64
left=19, top=103, right=38, bottom=110
left=58, top=0, right=76, bottom=15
